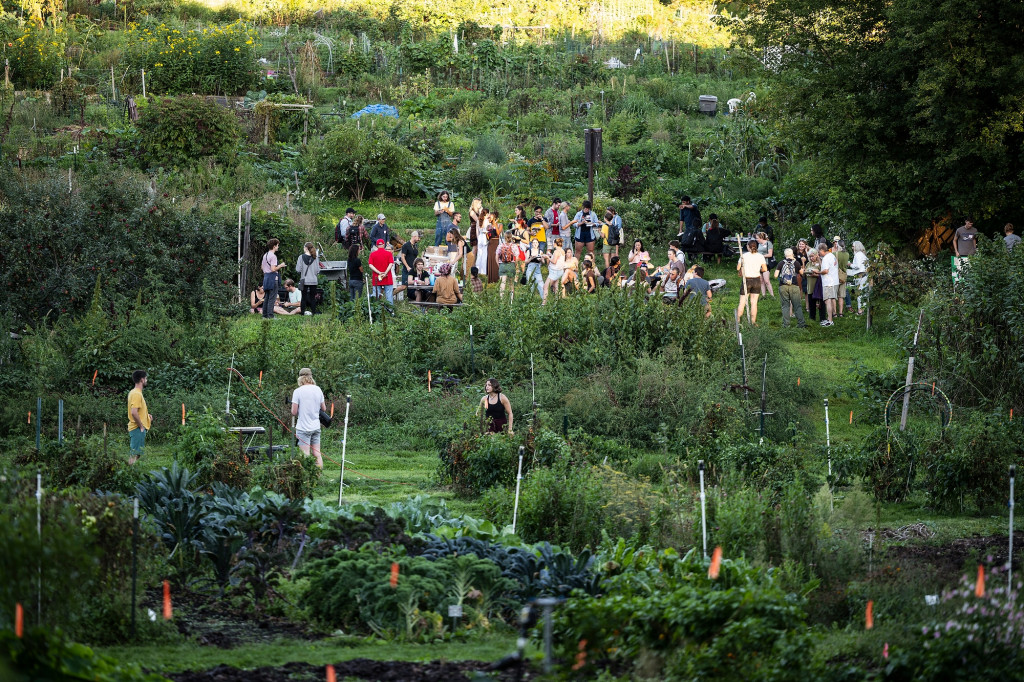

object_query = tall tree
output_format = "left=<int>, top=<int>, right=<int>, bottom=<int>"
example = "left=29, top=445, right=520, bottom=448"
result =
left=741, top=0, right=1024, bottom=242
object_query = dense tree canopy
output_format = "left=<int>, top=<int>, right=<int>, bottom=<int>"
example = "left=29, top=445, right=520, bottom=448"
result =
left=741, top=0, right=1024, bottom=238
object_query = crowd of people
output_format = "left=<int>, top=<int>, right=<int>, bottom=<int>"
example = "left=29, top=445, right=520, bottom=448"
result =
left=252, top=192, right=1016, bottom=328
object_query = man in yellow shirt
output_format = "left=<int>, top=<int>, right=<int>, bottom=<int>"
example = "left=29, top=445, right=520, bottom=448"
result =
left=127, top=370, right=153, bottom=465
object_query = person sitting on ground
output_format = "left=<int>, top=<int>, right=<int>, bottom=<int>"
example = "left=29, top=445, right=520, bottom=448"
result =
left=602, top=255, right=621, bottom=287
left=282, top=279, right=302, bottom=313
left=682, top=266, right=713, bottom=317
left=659, top=267, right=681, bottom=303
left=432, top=262, right=463, bottom=305
left=410, top=258, right=432, bottom=302
left=582, top=256, right=600, bottom=292
left=627, top=240, right=651, bottom=274
left=250, top=285, right=293, bottom=316
left=291, top=367, right=326, bottom=469
left=561, top=249, right=580, bottom=296
left=469, top=266, right=485, bottom=294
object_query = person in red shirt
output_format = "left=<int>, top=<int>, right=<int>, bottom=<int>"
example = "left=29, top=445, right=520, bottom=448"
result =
left=367, top=239, right=395, bottom=304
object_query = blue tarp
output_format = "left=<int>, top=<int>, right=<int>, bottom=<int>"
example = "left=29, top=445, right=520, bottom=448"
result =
left=351, top=104, right=399, bottom=119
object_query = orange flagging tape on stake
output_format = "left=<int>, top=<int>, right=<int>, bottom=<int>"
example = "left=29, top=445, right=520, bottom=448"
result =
left=850, top=410, right=853, bottom=424
left=330, top=403, right=335, bottom=418
left=259, top=370, right=263, bottom=389
left=28, top=411, right=31, bottom=424
left=92, top=369, right=98, bottom=386
left=709, top=546, right=723, bottom=579
left=163, top=580, right=173, bottom=620
left=572, top=640, right=588, bottom=671
left=976, top=565, right=986, bottom=597
left=931, top=382, right=935, bottom=395
left=326, top=664, right=337, bottom=682
left=182, top=404, right=186, bottom=425
left=15, top=603, right=23, bottom=638
left=797, top=377, right=800, bottom=386
left=390, top=562, right=399, bottom=588
left=865, top=600, right=874, bottom=630
left=428, top=370, right=432, bottom=392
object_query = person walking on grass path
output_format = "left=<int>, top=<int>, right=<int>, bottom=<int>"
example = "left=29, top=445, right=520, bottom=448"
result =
left=291, top=368, right=326, bottom=469
left=479, top=378, right=513, bottom=435
left=736, top=240, right=767, bottom=327
left=127, top=370, right=153, bottom=466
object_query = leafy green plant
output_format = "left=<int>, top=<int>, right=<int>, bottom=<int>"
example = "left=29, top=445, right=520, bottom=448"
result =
left=136, top=96, right=241, bottom=167
left=305, top=124, right=419, bottom=201
left=553, top=548, right=821, bottom=680
left=0, top=627, right=168, bottom=682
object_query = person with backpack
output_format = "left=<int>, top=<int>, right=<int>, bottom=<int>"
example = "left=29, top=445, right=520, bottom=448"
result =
left=602, top=208, right=623, bottom=269
left=497, top=230, right=518, bottom=297
left=345, top=215, right=368, bottom=250
left=774, top=248, right=805, bottom=328
left=335, top=208, right=355, bottom=244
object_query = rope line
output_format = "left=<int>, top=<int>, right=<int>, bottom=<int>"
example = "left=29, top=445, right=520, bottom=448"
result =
left=225, top=367, right=414, bottom=487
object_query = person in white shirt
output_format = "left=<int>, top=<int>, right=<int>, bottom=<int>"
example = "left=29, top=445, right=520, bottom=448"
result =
left=818, top=243, right=840, bottom=326
left=848, top=241, right=869, bottom=315
left=736, top=240, right=768, bottom=326
left=291, top=368, right=327, bottom=469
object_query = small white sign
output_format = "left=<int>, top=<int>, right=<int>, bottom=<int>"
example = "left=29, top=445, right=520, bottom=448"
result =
left=448, top=604, right=463, bottom=618
left=925, top=595, right=939, bottom=606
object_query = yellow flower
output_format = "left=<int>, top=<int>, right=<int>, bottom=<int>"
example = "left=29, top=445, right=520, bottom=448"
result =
left=215, top=50, right=220, bottom=54
left=234, top=47, right=239, bottom=51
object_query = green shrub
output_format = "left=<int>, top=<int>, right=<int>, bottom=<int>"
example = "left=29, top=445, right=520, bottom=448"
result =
left=177, top=408, right=251, bottom=489
left=299, top=549, right=514, bottom=638
left=0, top=469, right=168, bottom=645
left=137, top=96, right=241, bottom=167
left=305, top=124, right=419, bottom=201
left=554, top=549, right=820, bottom=680
left=0, top=628, right=168, bottom=682
left=13, top=437, right=143, bottom=494
left=926, top=416, right=1021, bottom=513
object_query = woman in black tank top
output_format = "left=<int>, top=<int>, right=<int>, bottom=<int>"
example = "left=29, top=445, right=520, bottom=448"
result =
left=479, top=378, right=513, bottom=434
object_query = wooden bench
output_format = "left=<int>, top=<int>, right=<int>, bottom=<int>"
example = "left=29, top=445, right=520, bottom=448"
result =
left=408, top=300, right=463, bottom=310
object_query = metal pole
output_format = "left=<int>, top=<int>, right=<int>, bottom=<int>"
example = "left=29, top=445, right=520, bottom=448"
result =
left=537, top=598, right=557, bottom=674
left=35, top=398, right=41, bottom=450
left=36, top=471, right=42, bottom=625
left=365, top=278, right=373, bottom=324
left=338, top=396, right=351, bottom=505
left=759, top=354, right=768, bottom=439
left=141, top=69, right=146, bottom=98
left=512, top=447, right=524, bottom=534
left=469, top=325, right=475, bottom=377
left=57, top=400, right=63, bottom=445
left=226, top=353, right=234, bottom=414
left=530, top=353, right=535, bottom=404
left=824, top=398, right=832, bottom=477
left=740, top=335, right=748, bottom=407
left=1010, top=465, right=1016, bottom=594
left=699, top=460, right=707, bottom=560
left=131, top=498, right=139, bottom=638
left=900, top=310, right=924, bottom=431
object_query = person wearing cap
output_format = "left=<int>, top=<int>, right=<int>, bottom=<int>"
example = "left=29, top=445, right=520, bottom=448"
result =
left=774, top=248, right=806, bottom=328
left=369, top=214, right=391, bottom=249
left=291, top=368, right=326, bottom=469
left=367, top=239, right=395, bottom=304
